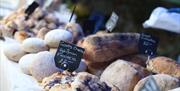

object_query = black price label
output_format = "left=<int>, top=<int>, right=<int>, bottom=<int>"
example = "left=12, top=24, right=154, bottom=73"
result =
left=105, top=12, right=119, bottom=32
left=139, top=33, right=159, bottom=57
left=54, top=41, right=85, bottom=72
left=25, top=1, right=39, bottom=19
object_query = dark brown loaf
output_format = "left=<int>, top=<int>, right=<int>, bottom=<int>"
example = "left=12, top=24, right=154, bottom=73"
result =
left=77, top=33, right=140, bottom=63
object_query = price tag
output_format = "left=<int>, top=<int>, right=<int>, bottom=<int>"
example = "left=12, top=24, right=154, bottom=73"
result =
left=138, top=33, right=159, bottom=57
left=54, top=41, right=85, bottom=72
left=140, top=76, right=160, bottom=91
left=105, top=12, right=119, bottom=32
left=25, top=1, right=39, bottom=20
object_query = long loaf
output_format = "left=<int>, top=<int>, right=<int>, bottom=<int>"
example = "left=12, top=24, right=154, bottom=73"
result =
left=77, top=33, right=140, bottom=63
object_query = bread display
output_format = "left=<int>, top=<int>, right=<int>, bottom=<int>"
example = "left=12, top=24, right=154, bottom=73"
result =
left=1, top=3, right=179, bottom=91
left=30, top=51, right=60, bottom=81
left=77, top=33, right=140, bottom=63
left=3, top=43, right=26, bottom=62
left=147, top=56, right=180, bottom=78
left=134, top=74, right=180, bottom=91
left=44, top=29, right=73, bottom=48
left=100, top=60, right=150, bottom=91
left=41, top=71, right=118, bottom=91
left=22, top=38, right=49, bottom=53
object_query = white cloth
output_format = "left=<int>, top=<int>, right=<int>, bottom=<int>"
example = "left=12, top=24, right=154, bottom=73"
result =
left=143, top=7, right=180, bottom=34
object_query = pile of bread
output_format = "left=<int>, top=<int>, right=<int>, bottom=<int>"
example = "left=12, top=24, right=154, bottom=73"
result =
left=1, top=7, right=180, bottom=91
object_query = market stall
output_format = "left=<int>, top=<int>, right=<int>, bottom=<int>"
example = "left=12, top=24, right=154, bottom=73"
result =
left=0, top=0, right=180, bottom=91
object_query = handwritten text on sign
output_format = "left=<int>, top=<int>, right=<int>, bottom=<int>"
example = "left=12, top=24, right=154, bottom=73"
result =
left=55, top=41, right=84, bottom=72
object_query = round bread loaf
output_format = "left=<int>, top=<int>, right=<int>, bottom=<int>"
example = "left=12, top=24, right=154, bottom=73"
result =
left=44, top=29, right=73, bottom=48
left=30, top=51, right=60, bottom=81
left=3, top=43, right=26, bottom=62
left=22, top=38, right=49, bottom=53
left=19, top=54, right=36, bottom=75
left=134, top=74, right=180, bottom=91
left=147, top=56, right=180, bottom=78
left=100, top=60, right=150, bottom=91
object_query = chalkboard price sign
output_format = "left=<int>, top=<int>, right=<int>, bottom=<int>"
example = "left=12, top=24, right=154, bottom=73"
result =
left=25, top=1, right=39, bottom=20
left=54, top=41, right=85, bottom=72
left=139, top=33, right=159, bottom=57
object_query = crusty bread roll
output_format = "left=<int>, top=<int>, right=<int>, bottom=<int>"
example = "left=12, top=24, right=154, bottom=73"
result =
left=41, top=71, right=118, bottom=91
left=65, top=23, right=84, bottom=43
left=147, top=56, right=180, bottom=78
left=3, top=43, right=26, bottom=62
left=134, top=74, right=180, bottom=91
left=44, top=29, right=73, bottom=48
left=37, top=27, right=49, bottom=39
left=30, top=51, right=60, bottom=81
left=14, top=31, right=29, bottom=43
left=19, top=54, right=36, bottom=75
left=22, top=38, right=49, bottom=53
left=77, top=33, right=140, bottom=63
left=100, top=60, right=150, bottom=91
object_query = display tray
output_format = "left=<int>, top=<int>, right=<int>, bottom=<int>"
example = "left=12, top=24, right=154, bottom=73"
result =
left=0, top=38, right=42, bottom=91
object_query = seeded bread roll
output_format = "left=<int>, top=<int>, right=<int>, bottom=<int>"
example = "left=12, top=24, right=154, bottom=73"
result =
left=147, top=56, right=180, bottom=78
left=134, top=74, right=180, bottom=91
left=41, top=71, right=118, bottom=91
left=100, top=60, right=150, bottom=91
left=77, top=33, right=140, bottom=63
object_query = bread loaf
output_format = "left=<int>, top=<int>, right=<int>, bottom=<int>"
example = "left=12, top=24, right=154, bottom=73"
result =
left=30, top=51, right=60, bottom=81
left=77, top=33, right=140, bottom=63
left=41, top=71, right=118, bottom=91
left=22, top=38, right=49, bottom=53
left=134, top=74, right=180, bottom=91
left=100, top=60, right=150, bottom=91
left=147, top=56, right=180, bottom=78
